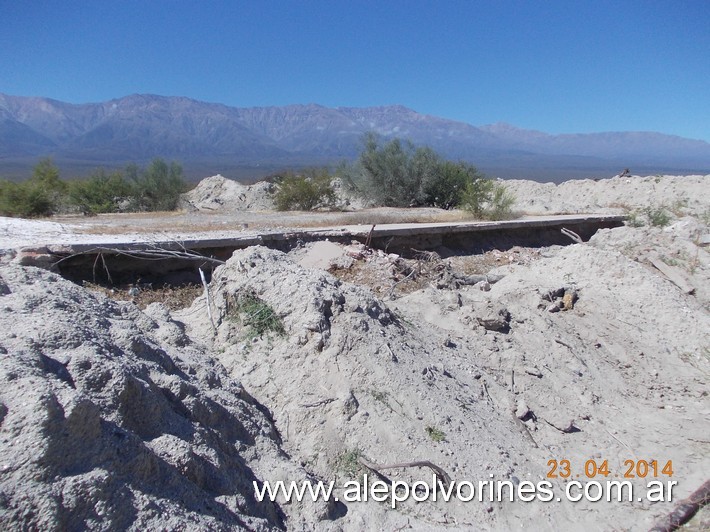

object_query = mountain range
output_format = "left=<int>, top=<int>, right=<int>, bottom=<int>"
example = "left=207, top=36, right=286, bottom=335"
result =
left=1, top=93, right=709, bottom=182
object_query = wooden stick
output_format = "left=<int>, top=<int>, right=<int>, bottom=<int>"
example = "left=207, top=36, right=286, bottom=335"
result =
left=199, top=267, right=217, bottom=333
left=358, top=456, right=453, bottom=486
left=365, top=224, right=376, bottom=248
left=561, top=227, right=584, bottom=244
left=649, top=479, right=710, bottom=532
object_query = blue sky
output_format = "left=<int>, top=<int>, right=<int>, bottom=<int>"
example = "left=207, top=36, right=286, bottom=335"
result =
left=2, top=0, right=708, bottom=141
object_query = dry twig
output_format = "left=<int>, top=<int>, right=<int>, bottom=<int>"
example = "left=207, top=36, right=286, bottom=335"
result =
left=199, top=267, right=217, bottom=333
left=358, top=456, right=453, bottom=486
left=561, top=227, right=584, bottom=244
left=649, top=479, right=710, bottom=532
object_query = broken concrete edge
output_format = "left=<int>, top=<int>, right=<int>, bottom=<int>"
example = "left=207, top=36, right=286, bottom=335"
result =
left=19, top=214, right=625, bottom=258
left=339, top=214, right=626, bottom=237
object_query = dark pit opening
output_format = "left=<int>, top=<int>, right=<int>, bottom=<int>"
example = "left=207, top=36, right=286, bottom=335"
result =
left=47, top=216, right=624, bottom=289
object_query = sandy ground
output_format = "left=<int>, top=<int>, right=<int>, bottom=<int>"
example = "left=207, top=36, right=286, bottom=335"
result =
left=0, top=174, right=708, bottom=530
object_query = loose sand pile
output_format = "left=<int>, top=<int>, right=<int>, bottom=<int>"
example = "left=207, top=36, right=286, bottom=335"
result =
left=0, top=173, right=709, bottom=530
left=181, top=174, right=276, bottom=212
left=0, top=264, right=338, bottom=530
left=505, top=174, right=708, bottom=216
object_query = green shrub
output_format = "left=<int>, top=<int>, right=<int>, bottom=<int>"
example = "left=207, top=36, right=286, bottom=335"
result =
left=32, top=157, right=66, bottom=197
left=335, top=449, right=363, bottom=478
left=0, top=158, right=66, bottom=217
left=1, top=157, right=188, bottom=218
left=274, top=168, right=336, bottom=211
left=68, top=169, right=133, bottom=214
left=126, top=159, right=187, bottom=211
left=0, top=179, right=53, bottom=217
left=425, top=426, right=446, bottom=442
left=459, top=178, right=515, bottom=220
left=346, top=133, right=434, bottom=207
left=625, top=209, right=645, bottom=227
left=228, top=291, right=285, bottom=339
left=486, top=182, right=516, bottom=220
left=341, top=133, right=514, bottom=218
left=643, top=206, right=671, bottom=227
left=422, top=160, right=481, bottom=209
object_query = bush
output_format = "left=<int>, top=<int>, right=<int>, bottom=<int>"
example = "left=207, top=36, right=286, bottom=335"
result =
left=126, top=159, right=187, bottom=211
left=425, top=426, right=446, bottom=442
left=644, top=206, right=671, bottom=227
left=0, top=180, right=53, bottom=217
left=459, top=179, right=515, bottom=220
left=32, top=158, right=65, bottom=194
left=423, top=161, right=483, bottom=209
left=0, top=158, right=65, bottom=217
left=347, top=133, right=435, bottom=207
left=626, top=205, right=672, bottom=228
left=341, top=133, right=514, bottom=218
left=274, top=168, right=336, bottom=211
left=487, top=183, right=516, bottom=220
left=68, top=169, right=133, bottom=214
left=0, top=157, right=188, bottom=218
left=227, top=291, right=285, bottom=339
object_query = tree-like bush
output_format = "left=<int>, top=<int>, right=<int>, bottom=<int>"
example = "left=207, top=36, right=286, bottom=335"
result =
left=68, top=169, right=133, bottom=214
left=350, top=133, right=436, bottom=207
left=341, top=133, right=515, bottom=218
left=126, top=159, right=187, bottom=211
left=422, top=160, right=484, bottom=209
left=1, top=157, right=188, bottom=218
left=274, top=168, right=336, bottom=211
left=0, top=158, right=64, bottom=217
left=0, top=179, right=53, bottom=217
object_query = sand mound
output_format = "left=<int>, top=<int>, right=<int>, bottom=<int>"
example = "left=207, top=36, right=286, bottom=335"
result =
left=0, top=263, right=337, bottom=530
left=181, top=175, right=276, bottom=212
left=176, top=241, right=709, bottom=530
left=505, top=174, right=709, bottom=215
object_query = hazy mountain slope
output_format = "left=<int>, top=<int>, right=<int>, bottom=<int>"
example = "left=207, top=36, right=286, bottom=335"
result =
left=480, top=123, right=710, bottom=164
left=0, top=117, right=56, bottom=157
left=1, top=93, right=708, bottom=179
left=64, top=95, right=287, bottom=161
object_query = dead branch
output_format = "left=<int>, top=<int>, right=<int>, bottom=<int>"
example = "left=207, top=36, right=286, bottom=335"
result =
left=388, top=268, right=417, bottom=298
left=543, top=418, right=578, bottom=434
left=482, top=380, right=494, bottom=405
left=649, top=479, right=710, bottom=532
left=383, top=342, right=396, bottom=360
left=561, top=227, right=584, bottom=244
left=436, top=269, right=504, bottom=289
left=365, top=224, right=376, bottom=248
left=554, top=337, right=574, bottom=350
left=512, top=409, right=540, bottom=447
left=300, top=398, right=336, bottom=408
left=92, top=252, right=113, bottom=284
left=55, top=245, right=226, bottom=267
left=604, top=427, right=638, bottom=462
left=199, top=267, right=217, bottom=333
left=411, top=248, right=441, bottom=262
left=358, top=456, right=453, bottom=486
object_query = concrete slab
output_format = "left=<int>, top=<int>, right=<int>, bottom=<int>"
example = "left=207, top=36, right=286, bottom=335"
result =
left=297, top=241, right=345, bottom=269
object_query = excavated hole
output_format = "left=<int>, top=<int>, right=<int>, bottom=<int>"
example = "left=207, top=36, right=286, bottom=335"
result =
left=49, top=218, right=622, bottom=306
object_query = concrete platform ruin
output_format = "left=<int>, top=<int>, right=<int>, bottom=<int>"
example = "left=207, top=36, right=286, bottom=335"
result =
left=8, top=214, right=625, bottom=284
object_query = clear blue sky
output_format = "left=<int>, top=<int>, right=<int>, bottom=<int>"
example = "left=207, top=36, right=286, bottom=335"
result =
left=2, top=0, right=708, bottom=141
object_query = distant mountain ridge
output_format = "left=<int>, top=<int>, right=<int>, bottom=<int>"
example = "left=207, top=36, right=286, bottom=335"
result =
left=1, top=93, right=708, bottom=181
